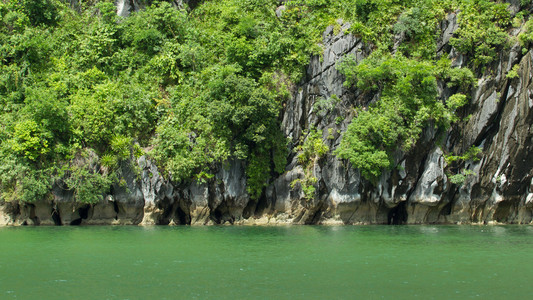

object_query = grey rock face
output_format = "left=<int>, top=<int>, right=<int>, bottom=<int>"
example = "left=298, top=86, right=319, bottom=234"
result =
left=438, top=12, right=458, bottom=53
left=260, top=18, right=533, bottom=225
left=116, top=0, right=143, bottom=17
left=275, top=5, right=286, bottom=18
left=115, top=0, right=191, bottom=17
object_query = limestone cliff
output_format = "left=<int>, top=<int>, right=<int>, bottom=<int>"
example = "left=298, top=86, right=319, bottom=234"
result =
left=2, top=6, right=533, bottom=226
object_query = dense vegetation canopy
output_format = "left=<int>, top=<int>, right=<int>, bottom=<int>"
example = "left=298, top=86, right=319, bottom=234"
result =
left=0, top=0, right=530, bottom=202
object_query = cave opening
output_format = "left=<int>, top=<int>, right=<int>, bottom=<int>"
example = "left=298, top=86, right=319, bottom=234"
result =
left=211, top=203, right=234, bottom=225
left=51, top=208, right=62, bottom=226
left=242, top=198, right=256, bottom=219
left=388, top=201, right=407, bottom=225
left=212, top=207, right=223, bottom=224
left=69, top=205, right=90, bottom=225
left=175, top=205, right=190, bottom=225
left=493, top=200, right=515, bottom=223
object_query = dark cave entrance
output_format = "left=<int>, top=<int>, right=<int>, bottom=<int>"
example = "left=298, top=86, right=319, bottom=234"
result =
left=69, top=205, right=90, bottom=225
left=388, top=201, right=407, bottom=225
left=51, top=208, right=62, bottom=225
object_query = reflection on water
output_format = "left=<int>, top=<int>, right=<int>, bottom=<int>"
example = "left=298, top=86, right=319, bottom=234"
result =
left=1, top=225, right=533, bottom=299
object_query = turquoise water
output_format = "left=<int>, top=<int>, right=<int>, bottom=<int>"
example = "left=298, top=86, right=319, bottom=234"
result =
left=1, top=225, right=532, bottom=299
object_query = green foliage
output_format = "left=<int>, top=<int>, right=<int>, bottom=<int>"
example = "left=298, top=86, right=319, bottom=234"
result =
left=518, top=19, right=533, bottom=52
left=246, top=152, right=272, bottom=199
left=435, top=57, right=476, bottom=90
left=336, top=52, right=475, bottom=180
left=450, top=1, right=511, bottom=68
left=333, top=1, right=493, bottom=181
left=101, top=135, right=135, bottom=168
left=18, top=168, right=54, bottom=203
left=290, top=175, right=318, bottom=200
left=392, top=3, right=446, bottom=58
left=445, top=146, right=481, bottom=186
left=152, top=114, right=230, bottom=182
left=295, top=129, right=329, bottom=166
left=62, top=151, right=113, bottom=204
left=120, top=1, right=187, bottom=55
left=448, top=173, right=466, bottom=185
left=506, top=64, right=520, bottom=79
left=152, top=64, right=287, bottom=197
left=11, top=120, right=50, bottom=161
left=446, top=94, right=468, bottom=111
left=448, top=169, right=476, bottom=186
left=313, top=94, right=340, bottom=116
left=0, top=146, right=55, bottom=203
left=69, top=80, right=156, bottom=149
left=0, top=1, right=161, bottom=203
left=0, top=0, right=59, bottom=29
left=0, top=0, right=527, bottom=202
left=445, top=146, right=482, bottom=164
left=291, top=129, right=329, bottom=200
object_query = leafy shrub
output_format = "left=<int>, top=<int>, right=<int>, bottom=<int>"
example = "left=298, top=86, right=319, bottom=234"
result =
left=518, top=19, right=533, bottom=51
left=313, top=94, right=340, bottom=116
left=445, top=146, right=481, bottom=186
left=446, top=94, right=468, bottom=111
left=10, top=120, right=50, bottom=161
left=291, top=129, right=329, bottom=200
left=450, top=1, right=511, bottom=68
left=449, top=173, right=466, bottom=185
left=506, top=64, right=520, bottom=79
left=152, top=64, right=286, bottom=197
left=62, top=150, right=113, bottom=204
left=448, top=169, right=477, bottom=186
left=336, top=53, right=470, bottom=180
left=445, top=146, right=482, bottom=164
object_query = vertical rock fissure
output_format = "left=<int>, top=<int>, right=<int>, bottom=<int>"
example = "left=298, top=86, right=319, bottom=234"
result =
left=51, top=206, right=62, bottom=226
left=112, top=200, right=119, bottom=220
left=473, top=80, right=511, bottom=148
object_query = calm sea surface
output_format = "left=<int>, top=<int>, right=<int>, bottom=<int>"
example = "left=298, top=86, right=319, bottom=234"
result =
left=0, top=225, right=532, bottom=299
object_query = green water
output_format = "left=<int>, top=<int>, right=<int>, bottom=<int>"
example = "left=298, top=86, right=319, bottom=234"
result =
left=1, top=226, right=532, bottom=299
